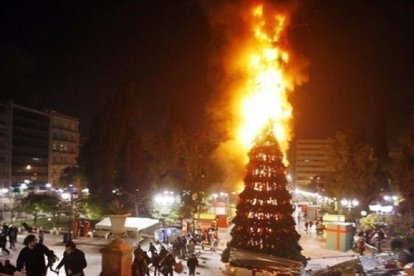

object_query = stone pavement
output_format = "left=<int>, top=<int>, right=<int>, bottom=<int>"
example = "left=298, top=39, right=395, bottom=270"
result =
left=0, top=225, right=360, bottom=275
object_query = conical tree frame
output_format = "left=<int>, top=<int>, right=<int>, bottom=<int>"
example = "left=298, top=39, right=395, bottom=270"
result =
left=229, top=124, right=306, bottom=263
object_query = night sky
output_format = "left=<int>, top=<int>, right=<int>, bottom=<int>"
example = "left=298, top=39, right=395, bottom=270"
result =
left=1, top=1, right=413, bottom=144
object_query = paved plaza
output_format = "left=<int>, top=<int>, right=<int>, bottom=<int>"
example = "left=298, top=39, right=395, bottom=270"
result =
left=0, top=224, right=359, bottom=275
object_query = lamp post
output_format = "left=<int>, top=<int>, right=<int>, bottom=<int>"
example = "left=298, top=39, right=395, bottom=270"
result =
left=61, top=185, right=78, bottom=241
left=341, top=198, right=359, bottom=213
left=154, top=191, right=177, bottom=243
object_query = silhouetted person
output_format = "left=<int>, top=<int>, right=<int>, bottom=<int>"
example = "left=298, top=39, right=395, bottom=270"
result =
left=148, top=242, right=157, bottom=256
left=151, top=252, right=162, bottom=276
left=0, top=232, right=9, bottom=255
left=160, top=253, right=175, bottom=276
left=132, top=251, right=149, bottom=276
left=16, top=234, right=54, bottom=276
left=186, top=254, right=198, bottom=276
left=7, top=225, right=17, bottom=249
left=159, top=246, right=168, bottom=259
left=56, top=241, right=87, bottom=276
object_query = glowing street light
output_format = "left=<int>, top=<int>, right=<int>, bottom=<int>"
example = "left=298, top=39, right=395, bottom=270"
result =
left=383, top=195, right=399, bottom=206
left=341, top=198, right=359, bottom=213
left=154, top=191, right=178, bottom=243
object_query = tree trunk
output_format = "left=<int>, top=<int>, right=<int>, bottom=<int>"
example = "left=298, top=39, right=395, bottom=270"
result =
left=33, top=212, right=38, bottom=227
left=52, top=212, right=57, bottom=229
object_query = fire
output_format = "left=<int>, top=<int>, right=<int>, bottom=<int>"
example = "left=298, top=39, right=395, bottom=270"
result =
left=234, top=4, right=293, bottom=164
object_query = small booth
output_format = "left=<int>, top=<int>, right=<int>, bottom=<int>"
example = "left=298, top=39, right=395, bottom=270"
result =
left=95, top=217, right=159, bottom=240
left=296, top=202, right=319, bottom=222
left=193, top=213, right=218, bottom=230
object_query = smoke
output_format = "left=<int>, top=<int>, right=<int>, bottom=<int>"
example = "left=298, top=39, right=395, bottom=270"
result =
left=202, top=0, right=308, bottom=191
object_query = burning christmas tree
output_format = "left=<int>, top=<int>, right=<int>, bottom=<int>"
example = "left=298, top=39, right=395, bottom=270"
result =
left=214, top=1, right=308, bottom=271
left=227, top=121, right=306, bottom=265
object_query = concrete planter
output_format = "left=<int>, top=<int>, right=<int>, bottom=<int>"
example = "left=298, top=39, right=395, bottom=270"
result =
left=108, top=213, right=130, bottom=236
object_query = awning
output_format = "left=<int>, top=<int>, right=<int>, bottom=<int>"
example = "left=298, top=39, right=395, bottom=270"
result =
left=95, top=217, right=159, bottom=232
left=193, top=213, right=217, bottom=220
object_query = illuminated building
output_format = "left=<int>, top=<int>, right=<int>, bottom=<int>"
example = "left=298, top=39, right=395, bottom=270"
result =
left=0, top=100, right=79, bottom=188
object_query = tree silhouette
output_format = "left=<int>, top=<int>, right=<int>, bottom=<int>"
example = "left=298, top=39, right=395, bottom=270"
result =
left=81, top=82, right=144, bottom=200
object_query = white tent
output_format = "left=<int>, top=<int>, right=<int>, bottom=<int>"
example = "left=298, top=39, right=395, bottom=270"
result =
left=95, top=217, right=159, bottom=232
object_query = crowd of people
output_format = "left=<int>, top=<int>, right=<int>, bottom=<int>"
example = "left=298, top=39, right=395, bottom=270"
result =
left=132, top=239, right=201, bottom=276
left=15, top=234, right=87, bottom=276
left=0, top=224, right=18, bottom=256
left=0, top=222, right=218, bottom=276
left=352, top=227, right=388, bottom=255
left=131, top=227, right=220, bottom=276
left=0, top=226, right=88, bottom=276
left=304, top=219, right=326, bottom=237
left=352, top=224, right=414, bottom=269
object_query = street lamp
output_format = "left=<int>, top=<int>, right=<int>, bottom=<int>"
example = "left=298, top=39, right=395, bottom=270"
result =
left=383, top=195, right=399, bottom=207
left=154, top=191, right=177, bottom=243
left=60, top=185, right=78, bottom=241
left=341, top=198, right=359, bottom=213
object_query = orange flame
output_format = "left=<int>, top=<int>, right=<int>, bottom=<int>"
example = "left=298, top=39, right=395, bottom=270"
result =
left=234, top=4, right=293, bottom=164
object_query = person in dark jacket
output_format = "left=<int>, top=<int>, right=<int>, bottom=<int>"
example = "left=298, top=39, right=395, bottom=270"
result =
left=0, top=232, right=10, bottom=255
left=132, top=251, right=149, bottom=276
left=16, top=234, right=54, bottom=276
left=7, top=225, right=17, bottom=249
left=151, top=252, right=162, bottom=276
left=186, top=254, right=198, bottom=276
left=148, top=242, right=157, bottom=256
left=56, top=241, right=87, bottom=276
left=160, top=253, right=175, bottom=276
left=159, top=246, right=168, bottom=259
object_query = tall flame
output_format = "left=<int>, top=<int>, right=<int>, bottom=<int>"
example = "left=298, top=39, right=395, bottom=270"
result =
left=235, top=4, right=293, bottom=164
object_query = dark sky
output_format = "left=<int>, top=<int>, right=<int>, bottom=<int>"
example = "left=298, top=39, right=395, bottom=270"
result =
left=1, top=1, right=413, bottom=144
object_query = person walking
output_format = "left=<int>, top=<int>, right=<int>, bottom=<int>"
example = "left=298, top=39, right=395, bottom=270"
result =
left=151, top=252, right=162, bottom=276
left=354, top=231, right=366, bottom=256
left=186, top=239, right=195, bottom=257
left=160, top=253, right=175, bottom=276
left=186, top=254, right=198, bottom=276
left=148, top=242, right=157, bottom=256
left=159, top=246, right=168, bottom=259
left=0, top=232, right=9, bottom=255
left=7, top=225, right=17, bottom=249
left=16, top=234, right=54, bottom=276
left=56, top=241, right=87, bottom=276
left=132, top=251, right=149, bottom=276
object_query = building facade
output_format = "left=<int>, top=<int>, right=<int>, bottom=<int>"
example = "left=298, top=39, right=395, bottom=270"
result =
left=0, top=102, right=12, bottom=186
left=49, top=111, right=79, bottom=185
left=292, top=139, right=330, bottom=189
left=0, top=101, right=79, bottom=188
left=11, top=103, right=50, bottom=185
